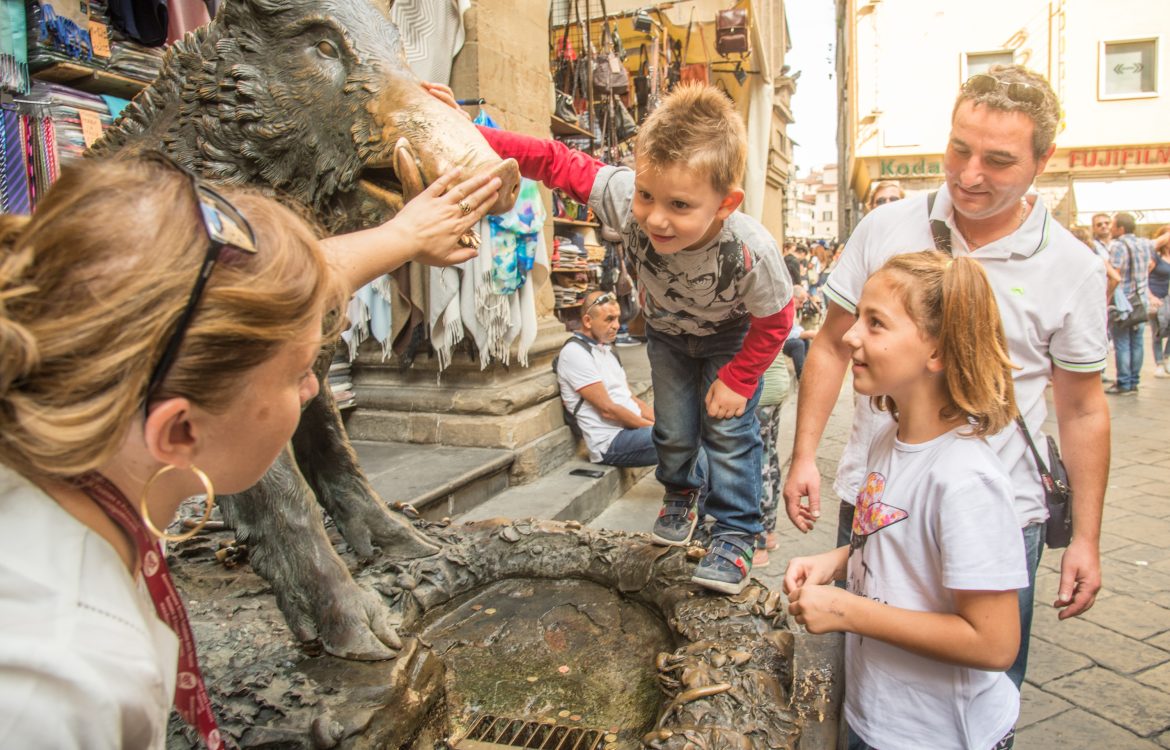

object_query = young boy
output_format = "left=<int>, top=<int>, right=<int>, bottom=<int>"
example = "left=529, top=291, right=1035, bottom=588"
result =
left=462, top=84, right=794, bottom=593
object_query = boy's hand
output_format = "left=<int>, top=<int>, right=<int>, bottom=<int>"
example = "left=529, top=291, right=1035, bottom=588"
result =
left=705, top=378, right=748, bottom=419
left=421, top=81, right=471, bottom=119
left=787, top=584, right=853, bottom=634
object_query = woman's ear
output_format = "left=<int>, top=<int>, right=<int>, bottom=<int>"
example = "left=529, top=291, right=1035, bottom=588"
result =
left=141, top=398, right=199, bottom=467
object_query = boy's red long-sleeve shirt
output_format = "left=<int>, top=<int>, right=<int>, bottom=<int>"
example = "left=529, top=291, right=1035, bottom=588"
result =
left=478, top=126, right=793, bottom=398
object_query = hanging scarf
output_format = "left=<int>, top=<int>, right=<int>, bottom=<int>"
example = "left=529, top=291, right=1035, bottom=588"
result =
left=0, top=0, right=29, bottom=93
left=487, top=178, right=544, bottom=295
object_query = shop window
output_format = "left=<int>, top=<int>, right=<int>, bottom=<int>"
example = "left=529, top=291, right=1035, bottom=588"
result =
left=965, top=51, right=1014, bottom=78
left=1100, top=38, right=1158, bottom=99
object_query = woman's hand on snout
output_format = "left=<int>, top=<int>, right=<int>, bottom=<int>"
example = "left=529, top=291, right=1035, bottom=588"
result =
left=390, top=168, right=501, bottom=267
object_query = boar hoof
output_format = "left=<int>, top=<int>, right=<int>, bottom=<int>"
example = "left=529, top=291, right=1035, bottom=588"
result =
left=299, top=576, right=404, bottom=661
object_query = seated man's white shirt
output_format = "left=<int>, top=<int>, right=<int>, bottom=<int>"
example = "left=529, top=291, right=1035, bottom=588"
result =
left=557, top=340, right=640, bottom=462
left=0, top=465, right=178, bottom=749
left=823, top=187, right=1108, bottom=525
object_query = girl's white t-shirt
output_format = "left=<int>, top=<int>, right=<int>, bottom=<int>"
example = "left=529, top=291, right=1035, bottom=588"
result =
left=0, top=465, right=178, bottom=748
left=844, top=423, right=1029, bottom=750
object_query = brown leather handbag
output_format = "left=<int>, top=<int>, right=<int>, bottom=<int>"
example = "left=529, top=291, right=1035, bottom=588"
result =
left=678, top=15, right=710, bottom=85
left=716, top=8, right=750, bottom=57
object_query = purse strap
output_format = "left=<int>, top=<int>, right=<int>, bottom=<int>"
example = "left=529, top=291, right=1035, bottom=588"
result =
left=1015, top=415, right=1060, bottom=497
left=925, top=190, right=953, bottom=256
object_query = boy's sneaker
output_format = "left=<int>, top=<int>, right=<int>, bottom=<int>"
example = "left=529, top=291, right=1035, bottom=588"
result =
left=1155, top=364, right=1170, bottom=378
left=692, top=533, right=754, bottom=594
left=650, top=489, right=700, bottom=546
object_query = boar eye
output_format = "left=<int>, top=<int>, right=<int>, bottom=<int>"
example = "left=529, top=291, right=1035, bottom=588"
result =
left=315, top=40, right=339, bottom=59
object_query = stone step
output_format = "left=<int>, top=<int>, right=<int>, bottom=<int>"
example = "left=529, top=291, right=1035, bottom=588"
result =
left=352, top=440, right=513, bottom=522
left=457, top=458, right=652, bottom=525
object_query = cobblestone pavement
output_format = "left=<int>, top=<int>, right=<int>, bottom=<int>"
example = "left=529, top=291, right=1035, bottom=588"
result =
left=597, top=345, right=1170, bottom=748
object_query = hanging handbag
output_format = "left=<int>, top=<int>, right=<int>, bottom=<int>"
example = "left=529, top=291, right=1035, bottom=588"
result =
left=592, top=2, right=629, bottom=96
left=592, top=39, right=629, bottom=95
left=554, top=89, right=578, bottom=124
left=1107, top=237, right=1149, bottom=328
left=633, top=44, right=650, bottom=117
left=1017, top=417, right=1073, bottom=549
left=715, top=7, right=750, bottom=57
left=678, top=13, right=709, bottom=86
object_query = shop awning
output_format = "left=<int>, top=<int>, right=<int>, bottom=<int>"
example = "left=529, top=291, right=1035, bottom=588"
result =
left=1072, top=177, right=1170, bottom=226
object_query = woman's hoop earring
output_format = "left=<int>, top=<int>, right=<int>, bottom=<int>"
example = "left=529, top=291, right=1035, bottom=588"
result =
left=139, top=464, right=216, bottom=543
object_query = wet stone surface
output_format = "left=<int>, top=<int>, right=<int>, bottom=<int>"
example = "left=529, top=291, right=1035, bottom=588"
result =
left=418, top=578, right=672, bottom=746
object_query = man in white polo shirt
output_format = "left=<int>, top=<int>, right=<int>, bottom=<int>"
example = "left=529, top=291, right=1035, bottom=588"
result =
left=556, top=291, right=657, bottom=467
left=782, top=64, right=1109, bottom=689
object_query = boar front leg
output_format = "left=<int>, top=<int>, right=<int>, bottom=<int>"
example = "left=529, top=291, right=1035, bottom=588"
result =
left=218, top=447, right=402, bottom=661
left=291, top=386, right=440, bottom=561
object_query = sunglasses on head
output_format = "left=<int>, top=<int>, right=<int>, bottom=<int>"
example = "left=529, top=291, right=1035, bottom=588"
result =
left=142, top=160, right=259, bottom=417
left=962, top=73, right=1046, bottom=106
left=874, top=196, right=901, bottom=206
left=584, top=291, right=617, bottom=315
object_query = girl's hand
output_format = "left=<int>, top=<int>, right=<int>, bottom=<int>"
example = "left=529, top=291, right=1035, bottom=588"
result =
left=421, top=81, right=471, bottom=119
left=783, top=552, right=840, bottom=594
left=389, top=168, right=501, bottom=267
left=705, top=378, right=748, bottom=419
left=787, top=584, right=854, bottom=634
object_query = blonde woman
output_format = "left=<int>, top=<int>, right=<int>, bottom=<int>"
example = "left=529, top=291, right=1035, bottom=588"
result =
left=865, top=180, right=905, bottom=212
left=0, top=156, right=499, bottom=748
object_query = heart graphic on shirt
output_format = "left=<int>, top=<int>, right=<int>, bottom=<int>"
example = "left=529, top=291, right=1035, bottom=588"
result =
left=851, top=471, right=909, bottom=536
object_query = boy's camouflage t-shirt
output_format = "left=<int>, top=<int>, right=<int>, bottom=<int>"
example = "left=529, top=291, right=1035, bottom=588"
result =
left=588, top=165, right=790, bottom=336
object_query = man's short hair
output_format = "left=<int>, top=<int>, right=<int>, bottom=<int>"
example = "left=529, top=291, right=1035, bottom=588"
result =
left=580, top=290, right=618, bottom=321
left=1092, top=213, right=1111, bottom=224
left=635, top=83, right=747, bottom=195
left=1113, top=212, right=1137, bottom=234
left=953, top=64, right=1061, bottom=160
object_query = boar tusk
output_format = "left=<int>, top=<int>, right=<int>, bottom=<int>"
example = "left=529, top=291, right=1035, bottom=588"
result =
left=393, top=137, right=425, bottom=202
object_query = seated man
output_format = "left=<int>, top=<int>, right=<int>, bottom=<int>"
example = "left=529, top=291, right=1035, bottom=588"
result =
left=556, top=291, right=657, bottom=467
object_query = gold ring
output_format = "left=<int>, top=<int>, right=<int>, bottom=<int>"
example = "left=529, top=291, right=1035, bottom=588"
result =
left=458, top=201, right=472, bottom=215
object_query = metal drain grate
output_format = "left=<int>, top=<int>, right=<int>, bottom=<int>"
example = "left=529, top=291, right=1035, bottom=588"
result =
left=458, top=713, right=606, bottom=750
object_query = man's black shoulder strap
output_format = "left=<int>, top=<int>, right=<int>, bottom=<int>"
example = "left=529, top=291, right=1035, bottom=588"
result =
left=552, top=334, right=620, bottom=421
left=926, top=191, right=953, bottom=256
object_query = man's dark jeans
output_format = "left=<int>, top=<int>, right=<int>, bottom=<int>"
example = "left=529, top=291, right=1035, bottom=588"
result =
left=600, top=426, right=658, bottom=467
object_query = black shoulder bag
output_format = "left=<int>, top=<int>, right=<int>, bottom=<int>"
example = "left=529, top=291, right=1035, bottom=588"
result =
left=926, top=191, right=1073, bottom=549
left=1016, top=417, right=1073, bottom=548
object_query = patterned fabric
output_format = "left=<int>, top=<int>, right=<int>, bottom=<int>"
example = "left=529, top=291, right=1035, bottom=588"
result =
left=758, top=403, right=783, bottom=533
left=389, top=0, right=470, bottom=84
left=487, top=178, right=543, bottom=295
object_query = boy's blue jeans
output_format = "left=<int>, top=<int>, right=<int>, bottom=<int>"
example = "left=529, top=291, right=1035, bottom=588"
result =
left=646, top=322, right=764, bottom=539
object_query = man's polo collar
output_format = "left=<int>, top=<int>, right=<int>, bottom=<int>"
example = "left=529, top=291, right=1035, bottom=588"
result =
left=575, top=332, right=610, bottom=353
left=931, top=184, right=1052, bottom=260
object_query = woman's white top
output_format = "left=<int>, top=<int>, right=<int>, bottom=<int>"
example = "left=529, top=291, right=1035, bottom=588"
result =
left=0, top=465, right=178, bottom=748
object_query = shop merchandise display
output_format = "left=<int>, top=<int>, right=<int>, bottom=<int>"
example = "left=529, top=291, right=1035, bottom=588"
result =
left=26, top=0, right=165, bottom=84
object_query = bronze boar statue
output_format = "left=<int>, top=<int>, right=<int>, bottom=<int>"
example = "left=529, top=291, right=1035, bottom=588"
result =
left=91, top=0, right=520, bottom=660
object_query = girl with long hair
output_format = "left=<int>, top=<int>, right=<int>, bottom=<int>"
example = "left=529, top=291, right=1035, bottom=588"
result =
left=784, top=250, right=1028, bottom=750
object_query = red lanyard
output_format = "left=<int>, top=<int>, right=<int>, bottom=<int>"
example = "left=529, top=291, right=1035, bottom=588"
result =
left=73, top=471, right=224, bottom=750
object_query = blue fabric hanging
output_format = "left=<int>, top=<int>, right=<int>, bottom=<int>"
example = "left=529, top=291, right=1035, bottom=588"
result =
left=487, top=178, right=543, bottom=295
left=36, top=3, right=93, bottom=61
left=473, top=106, right=499, bottom=129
